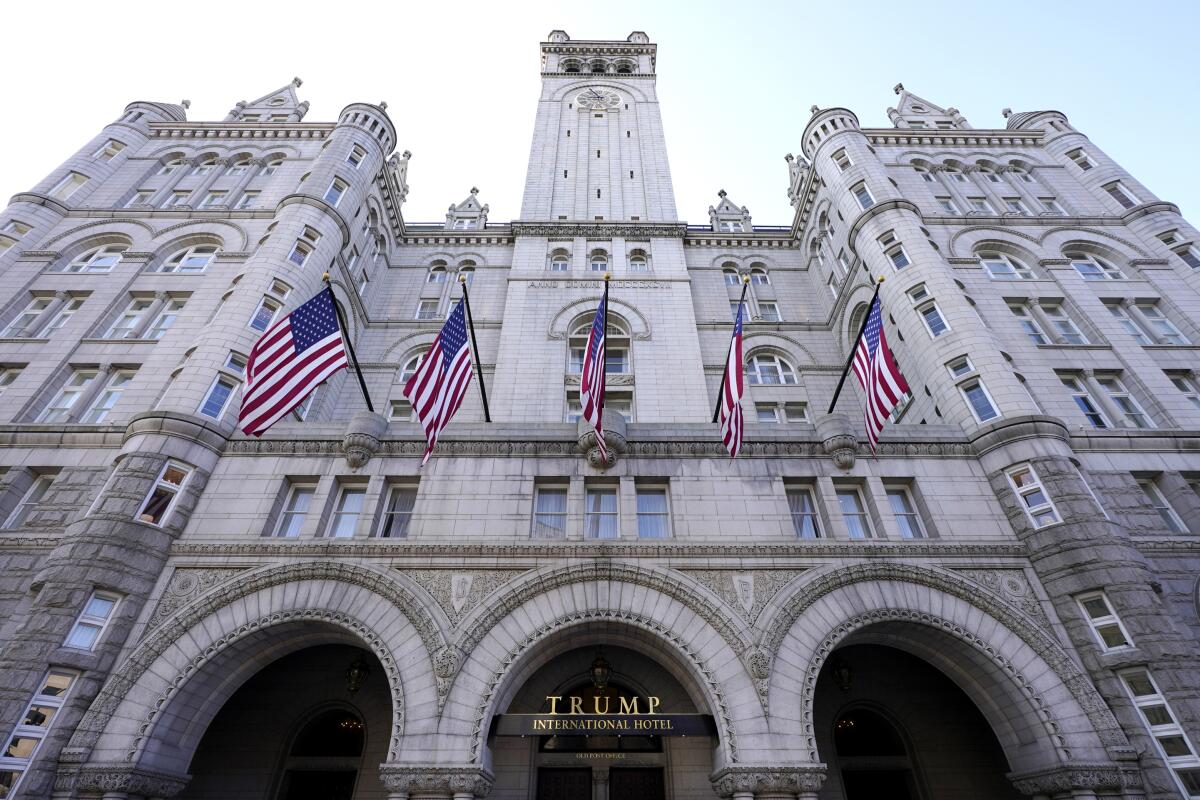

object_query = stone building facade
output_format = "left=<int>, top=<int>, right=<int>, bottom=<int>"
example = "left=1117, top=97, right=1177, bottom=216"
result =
left=0, top=28, right=1198, bottom=800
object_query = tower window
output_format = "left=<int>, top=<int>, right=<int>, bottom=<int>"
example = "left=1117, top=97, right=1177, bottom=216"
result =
left=597, top=150, right=601, bottom=158
left=597, top=189, right=601, bottom=199
left=629, top=170, right=634, bottom=179
left=566, top=130, right=571, bottom=137
left=626, top=131, right=631, bottom=138
left=564, top=170, right=568, bottom=178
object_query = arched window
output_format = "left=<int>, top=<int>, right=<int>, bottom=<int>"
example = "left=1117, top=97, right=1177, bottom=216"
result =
left=913, top=166, right=934, bottom=183
left=569, top=319, right=630, bottom=375
left=276, top=708, right=365, bottom=798
left=628, top=252, right=648, bottom=272
left=1066, top=250, right=1124, bottom=280
left=750, top=267, right=770, bottom=285
left=549, top=250, right=570, bottom=272
left=590, top=251, right=608, bottom=272
left=459, top=261, right=476, bottom=285
left=723, top=265, right=740, bottom=285
left=978, top=251, right=1033, bottom=280
left=1009, top=166, right=1034, bottom=183
left=615, top=60, right=635, bottom=74
left=191, top=157, right=218, bottom=176
left=226, top=158, right=252, bottom=176
left=66, top=245, right=127, bottom=273
left=400, top=354, right=421, bottom=383
left=427, top=264, right=448, bottom=283
left=261, top=159, right=283, bottom=176
left=160, top=245, right=218, bottom=273
left=978, top=167, right=1001, bottom=184
left=747, top=352, right=798, bottom=385
left=157, top=158, right=185, bottom=176
left=589, top=60, right=607, bottom=73
left=562, top=59, right=582, bottom=73
left=943, top=167, right=966, bottom=183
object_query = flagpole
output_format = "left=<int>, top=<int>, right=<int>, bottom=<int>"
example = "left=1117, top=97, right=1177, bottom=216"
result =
left=826, top=276, right=884, bottom=415
left=458, top=274, right=491, bottom=423
left=713, top=275, right=750, bottom=423
left=601, top=273, right=610, bottom=418
left=323, top=273, right=375, bottom=414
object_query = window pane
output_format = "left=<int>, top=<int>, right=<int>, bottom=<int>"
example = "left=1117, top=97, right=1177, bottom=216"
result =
left=4, top=736, right=39, bottom=759
left=83, top=596, right=115, bottom=619
left=64, top=622, right=100, bottom=649
left=22, top=704, right=57, bottom=728
left=40, top=672, right=74, bottom=697
left=585, top=489, right=617, bottom=539
left=380, top=487, right=417, bottom=538
left=139, top=487, right=174, bottom=524
left=636, top=489, right=668, bottom=539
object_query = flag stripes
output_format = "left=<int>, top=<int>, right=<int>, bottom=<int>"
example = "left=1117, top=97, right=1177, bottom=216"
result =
left=404, top=298, right=474, bottom=465
left=851, top=294, right=910, bottom=452
left=719, top=302, right=746, bottom=457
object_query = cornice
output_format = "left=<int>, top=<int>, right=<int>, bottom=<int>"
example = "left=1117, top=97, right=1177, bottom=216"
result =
left=148, top=122, right=332, bottom=139
left=511, top=221, right=688, bottom=238
left=7, top=192, right=71, bottom=215
left=541, top=71, right=656, bottom=79
left=862, top=128, right=1043, bottom=147
left=167, top=540, right=1030, bottom=558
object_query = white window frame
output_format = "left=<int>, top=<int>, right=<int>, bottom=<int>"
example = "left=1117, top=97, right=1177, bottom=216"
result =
left=3, top=474, right=54, bottom=528
left=1134, top=303, right=1188, bottom=345
left=1006, top=463, right=1061, bottom=528
left=1097, top=375, right=1153, bottom=429
left=92, top=139, right=126, bottom=161
left=124, top=190, right=153, bottom=208
left=41, top=298, right=83, bottom=336
left=1004, top=198, right=1030, bottom=215
left=979, top=251, right=1033, bottom=280
left=1168, top=373, right=1200, bottom=411
left=0, top=669, right=79, bottom=798
left=1059, top=374, right=1110, bottom=428
left=936, top=196, right=959, bottom=214
left=1106, top=302, right=1150, bottom=344
left=584, top=485, right=619, bottom=539
left=249, top=295, right=283, bottom=332
left=326, top=484, right=367, bottom=538
left=80, top=369, right=136, bottom=423
left=323, top=178, right=348, bottom=207
left=415, top=299, right=440, bottom=320
left=1104, top=181, right=1140, bottom=210
left=1076, top=591, right=1133, bottom=651
left=757, top=301, right=781, bottom=322
left=137, top=460, right=191, bottom=527
left=746, top=352, right=798, bottom=385
left=1174, top=245, right=1200, bottom=270
left=1042, top=303, right=1088, bottom=344
left=1138, top=479, right=1186, bottom=533
left=377, top=483, right=418, bottom=539
left=831, top=148, right=852, bottom=171
left=886, top=486, right=926, bottom=539
left=198, top=373, right=239, bottom=420
left=1067, top=148, right=1094, bottom=170
left=272, top=482, right=315, bottom=537
left=787, top=486, right=822, bottom=539
left=67, top=245, right=125, bottom=273
left=959, top=377, right=1000, bottom=422
left=1118, top=669, right=1200, bottom=797
left=235, top=190, right=260, bottom=210
left=532, top=485, right=568, bottom=539
left=146, top=299, right=184, bottom=340
left=63, top=590, right=120, bottom=650
left=852, top=182, right=875, bottom=210
left=287, top=240, right=312, bottom=267
left=1039, top=197, right=1065, bottom=215
left=635, top=485, right=671, bottom=539
left=38, top=369, right=98, bottom=422
left=105, top=298, right=153, bottom=339
left=347, top=144, right=367, bottom=169
left=836, top=487, right=873, bottom=539
left=1068, top=252, right=1124, bottom=281
left=916, top=299, right=949, bottom=338
left=49, top=171, right=88, bottom=200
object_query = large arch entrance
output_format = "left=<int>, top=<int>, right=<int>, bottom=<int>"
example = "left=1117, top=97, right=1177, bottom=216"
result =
left=487, top=643, right=718, bottom=800
left=814, top=643, right=1022, bottom=800
left=181, top=643, right=390, bottom=799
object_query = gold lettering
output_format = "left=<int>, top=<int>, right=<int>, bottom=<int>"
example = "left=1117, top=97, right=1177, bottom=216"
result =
left=647, top=696, right=661, bottom=715
left=618, top=696, right=641, bottom=715
left=569, top=696, right=583, bottom=715
left=546, top=696, right=561, bottom=715
left=593, top=696, right=610, bottom=715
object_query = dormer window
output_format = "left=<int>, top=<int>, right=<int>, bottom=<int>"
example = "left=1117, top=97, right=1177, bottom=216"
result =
left=452, top=218, right=475, bottom=230
left=718, top=221, right=743, bottom=233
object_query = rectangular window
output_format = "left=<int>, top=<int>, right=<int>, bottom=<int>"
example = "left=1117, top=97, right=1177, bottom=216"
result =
left=198, top=374, right=238, bottom=419
left=831, top=148, right=852, bottom=171
left=756, top=404, right=780, bottom=423
left=532, top=485, right=568, bottom=539
left=162, top=190, right=190, bottom=209
left=235, top=191, right=260, bottom=210
left=836, top=488, right=872, bottom=539
left=837, top=250, right=851, bottom=273
left=584, top=486, right=618, bottom=539
left=936, top=197, right=959, bottom=214
left=1039, top=198, right=1065, bottom=215
left=0, top=234, right=15, bottom=255
left=1004, top=198, right=1029, bottom=215
left=784, top=402, right=809, bottom=423
left=0, top=366, right=22, bottom=398
left=1173, top=245, right=1200, bottom=270
left=757, top=302, right=780, bottom=322
left=1104, top=181, right=1139, bottom=209
left=324, top=179, right=348, bottom=207
left=378, top=484, right=417, bottom=538
left=968, top=197, right=995, bottom=214
left=3, top=297, right=52, bottom=338
left=787, top=487, right=821, bottom=539
left=3, top=474, right=54, bottom=528
left=63, top=591, right=120, bottom=650
left=146, top=299, right=185, bottom=340
left=0, top=669, right=78, bottom=797
left=636, top=487, right=670, bottom=539
left=1097, top=376, right=1153, bottom=429
left=1059, top=375, right=1109, bottom=428
left=1067, top=148, right=1094, bottom=170
left=887, top=487, right=926, bottom=538
left=1134, top=303, right=1188, bottom=345
left=1168, top=373, right=1200, bottom=411
left=852, top=183, right=875, bottom=210
left=80, top=369, right=135, bottom=423
left=1008, top=303, right=1046, bottom=344
left=1077, top=592, right=1132, bottom=651
left=416, top=300, right=439, bottom=320
left=946, top=355, right=974, bottom=378
left=1106, top=303, right=1151, bottom=344
left=960, top=378, right=1000, bottom=422
left=287, top=240, right=312, bottom=267
left=137, top=461, right=190, bottom=526
left=49, top=172, right=87, bottom=200
left=1042, top=303, right=1088, bottom=344
left=885, top=243, right=910, bottom=269
left=347, top=144, right=367, bottom=169
left=41, top=299, right=83, bottom=337
left=388, top=399, right=414, bottom=422
left=918, top=301, right=949, bottom=337
left=1138, top=479, right=1186, bottom=533
left=198, top=191, right=227, bottom=208
left=106, top=298, right=153, bottom=339
left=273, top=483, right=315, bottom=537
left=1119, top=669, right=1200, bottom=796
left=327, top=485, right=366, bottom=537
left=1006, top=464, right=1061, bottom=528
left=250, top=296, right=282, bottom=332
left=92, top=139, right=126, bottom=161
left=224, top=351, right=248, bottom=377
left=38, top=369, right=98, bottom=422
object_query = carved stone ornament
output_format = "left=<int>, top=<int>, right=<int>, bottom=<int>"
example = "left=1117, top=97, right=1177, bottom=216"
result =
left=815, top=412, right=857, bottom=469
left=69, top=763, right=190, bottom=798
left=378, top=764, right=495, bottom=796
left=1008, top=763, right=1144, bottom=795
left=953, top=568, right=1051, bottom=627
left=342, top=410, right=388, bottom=468
left=710, top=765, right=827, bottom=797
left=576, top=413, right=628, bottom=469
left=403, top=568, right=529, bottom=628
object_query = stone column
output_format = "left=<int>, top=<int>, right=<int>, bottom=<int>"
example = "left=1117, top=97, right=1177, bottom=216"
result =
left=710, top=765, right=826, bottom=800
left=378, top=765, right=494, bottom=800
left=592, top=765, right=609, bottom=800
left=1008, top=763, right=1142, bottom=800
left=147, top=158, right=196, bottom=207
left=189, top=158, right=230, bottom=207
left=224, top=158, right=265, bottom=207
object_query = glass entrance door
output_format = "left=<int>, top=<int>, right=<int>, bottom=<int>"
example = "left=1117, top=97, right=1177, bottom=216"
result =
left=609, top=767, right=665, bottom=800
left=536, top=767, right=592, bottom=800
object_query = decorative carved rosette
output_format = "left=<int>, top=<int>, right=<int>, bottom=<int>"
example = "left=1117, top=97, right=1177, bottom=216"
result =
left=710, top=765, right=827, bottom=797
left=378, top=764, right=495, bottom=797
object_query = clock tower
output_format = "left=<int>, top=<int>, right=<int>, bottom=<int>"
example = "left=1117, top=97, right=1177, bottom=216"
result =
left=520, top=30, right=678, bottom=222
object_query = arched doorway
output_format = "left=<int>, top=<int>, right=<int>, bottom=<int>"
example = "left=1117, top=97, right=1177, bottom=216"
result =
left=487, top=644, right=718, bottom=800
left=181, top=644, right=389, bottom=799
left=815, top=644, right=1021, bottom=800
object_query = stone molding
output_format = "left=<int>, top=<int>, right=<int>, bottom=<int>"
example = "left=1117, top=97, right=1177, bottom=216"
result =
left=761, top=562, right=1129, bottom=758
left=511, top=221, right=689, bottom=238
left=1008, top=763, right=1144, bottom=795
left=59, top=763, right=190, bottom=798
left=143, top=567, right=249, bottom=635
left=378, top=764, right=495, bottom=796
left=710, top=765, right=827, bottom=797
left=65, top=561, right=440, bottom=762
left=467, top=607, right=738, bottom=763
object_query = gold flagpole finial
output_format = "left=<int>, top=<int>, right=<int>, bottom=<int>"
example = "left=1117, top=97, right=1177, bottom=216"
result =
left=458, top=274, right=466, bottom=284
left=742, top=274, right=751, bottom=285
left=876, top=275, right=885, bottom=284
left=322, top=272, right=331, bottom=283
left=604, top=272, right=611, bottom=281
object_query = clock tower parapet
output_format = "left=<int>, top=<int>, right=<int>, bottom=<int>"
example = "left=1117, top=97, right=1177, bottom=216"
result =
left=540, top=30, right=656, bottom=75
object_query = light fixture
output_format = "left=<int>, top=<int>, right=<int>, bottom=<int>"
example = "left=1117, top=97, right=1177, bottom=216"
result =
left=346, top=650, right=371, bottom=695
left=831, top=658, right=853, bottom=692
left=590, top=650, right=611, bottom=691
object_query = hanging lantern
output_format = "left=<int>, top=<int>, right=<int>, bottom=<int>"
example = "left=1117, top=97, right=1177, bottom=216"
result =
left=590, top=651, right=611, bottom=691
left=346, top=651, right=372, bottom=695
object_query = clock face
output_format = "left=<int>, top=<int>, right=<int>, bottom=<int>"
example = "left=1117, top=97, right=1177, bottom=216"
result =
left=576, top=89, right=621, bottom=110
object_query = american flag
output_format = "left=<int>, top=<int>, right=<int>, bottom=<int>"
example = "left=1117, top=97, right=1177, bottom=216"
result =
left=579, top=295, right=608, bottom=463
left=851, top=294, right=911, bottom=452
left=719, top=301, right=745, bottom=457
left=239, top=287, right=348, bottom=437
left=404, top=298, right=474, bottom=465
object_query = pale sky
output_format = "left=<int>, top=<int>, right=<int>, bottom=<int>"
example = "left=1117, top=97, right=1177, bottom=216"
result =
left=3, top=0, right=1198, bottom=224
